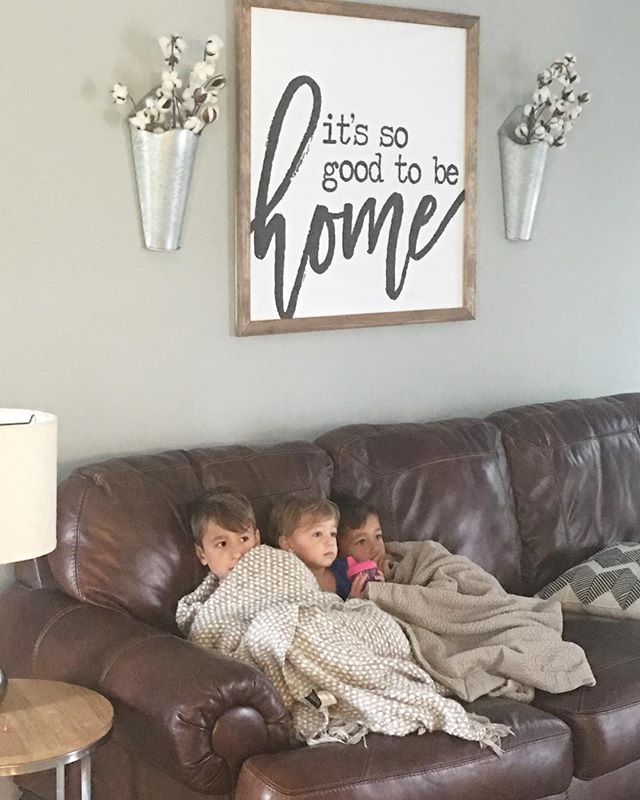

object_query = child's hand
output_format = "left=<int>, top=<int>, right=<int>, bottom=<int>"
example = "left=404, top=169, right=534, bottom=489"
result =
left=374, top=553, right=390, bottom=571
left=348, top=573, right=369, bottom=599
left=376, top=557, right=393, bottom=580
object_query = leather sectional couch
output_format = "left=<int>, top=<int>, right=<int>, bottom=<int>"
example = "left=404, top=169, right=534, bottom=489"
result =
left=3, top=392, right=640, bottom=800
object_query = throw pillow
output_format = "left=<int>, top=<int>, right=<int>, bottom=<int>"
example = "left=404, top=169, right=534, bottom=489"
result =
left=536, top=542, right=640, bottom=619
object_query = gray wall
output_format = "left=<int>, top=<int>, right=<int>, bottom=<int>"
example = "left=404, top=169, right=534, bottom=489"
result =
left=2, top=3, right=639, bottom=577
left=1, top=1, right=637, bottom=796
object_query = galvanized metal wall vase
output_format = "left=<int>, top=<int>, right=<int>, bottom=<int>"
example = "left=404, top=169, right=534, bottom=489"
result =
left=498, top=55, right=591, bottom=242
left=109, top=33, right=227, bottom=251
left=131, top=127, right=199, bottom=250
left=498, top=107, right=548, bottom=242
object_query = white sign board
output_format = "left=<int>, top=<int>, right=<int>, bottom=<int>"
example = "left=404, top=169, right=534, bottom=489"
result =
left=237, top=0, right=479, bottom=335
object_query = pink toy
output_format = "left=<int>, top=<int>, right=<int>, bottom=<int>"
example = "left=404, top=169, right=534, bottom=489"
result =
left=346, top=557, right=380, bottom=583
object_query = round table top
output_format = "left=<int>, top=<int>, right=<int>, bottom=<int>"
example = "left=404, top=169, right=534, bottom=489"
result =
left=0, top=679, right=114, bottom=776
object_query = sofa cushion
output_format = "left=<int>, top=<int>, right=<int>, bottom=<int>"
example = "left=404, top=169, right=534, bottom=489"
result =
left=537, top=542, right=640, bottom=619
left=236, top=700, right=572, bottom=800
left=534, top=615, right=640, bottom=780
left=49, top=442, right=332, bottom=631
left=317, top=419, right=523, bottom=593
left=489, top=394, right=640, bottom=594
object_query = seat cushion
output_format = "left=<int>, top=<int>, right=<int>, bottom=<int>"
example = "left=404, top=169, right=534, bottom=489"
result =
left=236, top=700, right=572, bottom=800
left=534, top=615, right=640, bottom=779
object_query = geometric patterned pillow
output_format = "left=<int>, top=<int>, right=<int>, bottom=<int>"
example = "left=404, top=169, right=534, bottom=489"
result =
left=536, top=542, right=640, bottom=619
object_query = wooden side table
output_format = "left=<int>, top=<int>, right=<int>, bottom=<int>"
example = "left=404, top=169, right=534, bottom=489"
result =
left=0, top=679, right=113, bottom=800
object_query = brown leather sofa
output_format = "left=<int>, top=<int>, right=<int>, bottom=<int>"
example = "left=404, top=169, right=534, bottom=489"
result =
left=3, top=393, right=640, bottom=800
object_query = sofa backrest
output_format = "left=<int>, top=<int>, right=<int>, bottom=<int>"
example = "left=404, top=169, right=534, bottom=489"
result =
left=317, top=418, right=523, bottom=593
left=32, top=392, right=640, bottom=621
left=47, top=442, right=332, bottom=631
left=490, top=393, right=640, bottom=594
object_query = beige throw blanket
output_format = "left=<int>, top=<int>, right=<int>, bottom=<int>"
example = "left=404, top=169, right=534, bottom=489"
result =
left=176, top=545, right=511, bottom=751
left=368, top=541, right=595, bottom=703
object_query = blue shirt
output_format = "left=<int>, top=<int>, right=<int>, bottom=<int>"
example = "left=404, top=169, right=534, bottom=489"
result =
left=329, top=557, right=352, bottom=600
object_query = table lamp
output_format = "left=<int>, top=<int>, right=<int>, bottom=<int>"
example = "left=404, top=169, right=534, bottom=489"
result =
left=0, top=409, right=57, bottom=707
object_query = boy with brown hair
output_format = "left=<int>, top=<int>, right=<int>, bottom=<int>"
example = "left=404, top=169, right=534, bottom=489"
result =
left=176, top=486, right=262, bottom=635
left=189, top=487, right=261, bottom=581
left=267, top=494, right=369, bottom=599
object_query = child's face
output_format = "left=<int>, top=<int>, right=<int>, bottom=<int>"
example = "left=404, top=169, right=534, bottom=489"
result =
left=195, top=521, right=260, bottom=580
left=338, top=513, right=385, bottom=566
left=279, top=514, right=338, bottom=571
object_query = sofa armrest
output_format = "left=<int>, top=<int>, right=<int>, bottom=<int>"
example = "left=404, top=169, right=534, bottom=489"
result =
left=0, top=583, right=291, bottom=795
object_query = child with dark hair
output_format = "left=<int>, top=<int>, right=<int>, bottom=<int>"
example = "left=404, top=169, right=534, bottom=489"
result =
left=268, top=494, right=370, bottom=599
left=332, top=493, right=387, bottom=571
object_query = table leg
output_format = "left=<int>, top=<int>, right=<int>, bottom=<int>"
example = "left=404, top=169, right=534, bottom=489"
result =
left=80, top=754, right=92, bottom=800
left=56, top=764, right=65, bottom=800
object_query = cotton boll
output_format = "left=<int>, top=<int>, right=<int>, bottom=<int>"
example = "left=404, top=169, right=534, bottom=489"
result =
left=111, top=83, right=129, bottom=104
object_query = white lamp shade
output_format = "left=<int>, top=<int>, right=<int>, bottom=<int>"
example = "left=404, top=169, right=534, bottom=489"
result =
left=0, top=409, right=57, bottom=564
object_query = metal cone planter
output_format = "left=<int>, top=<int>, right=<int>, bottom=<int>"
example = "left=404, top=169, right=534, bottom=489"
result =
left=130, top=127, right=200, bottom=251
left=498, top=107, right=549, bottom=241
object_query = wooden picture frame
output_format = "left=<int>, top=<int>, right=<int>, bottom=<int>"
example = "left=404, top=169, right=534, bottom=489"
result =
left=236, top=0, right=479, bottom=336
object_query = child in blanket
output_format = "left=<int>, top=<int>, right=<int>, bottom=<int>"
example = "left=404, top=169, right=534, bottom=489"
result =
left=176, top=487, right=262, bottom=634
left=268, top=494, right=381, bottom=600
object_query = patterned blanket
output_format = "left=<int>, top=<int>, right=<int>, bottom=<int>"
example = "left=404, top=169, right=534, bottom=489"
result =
left=368, top=541, right=596, bottom=702
left=176, top=545, right=511, bottom=751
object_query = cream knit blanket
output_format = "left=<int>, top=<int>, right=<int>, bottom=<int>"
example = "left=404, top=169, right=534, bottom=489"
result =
left=176, top=545, right=511, bottom=752
left=368, top=541, right=596, bottom=703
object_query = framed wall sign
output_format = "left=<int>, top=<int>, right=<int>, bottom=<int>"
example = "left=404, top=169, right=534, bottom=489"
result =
left=236, top=0, right=479, bottom=336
